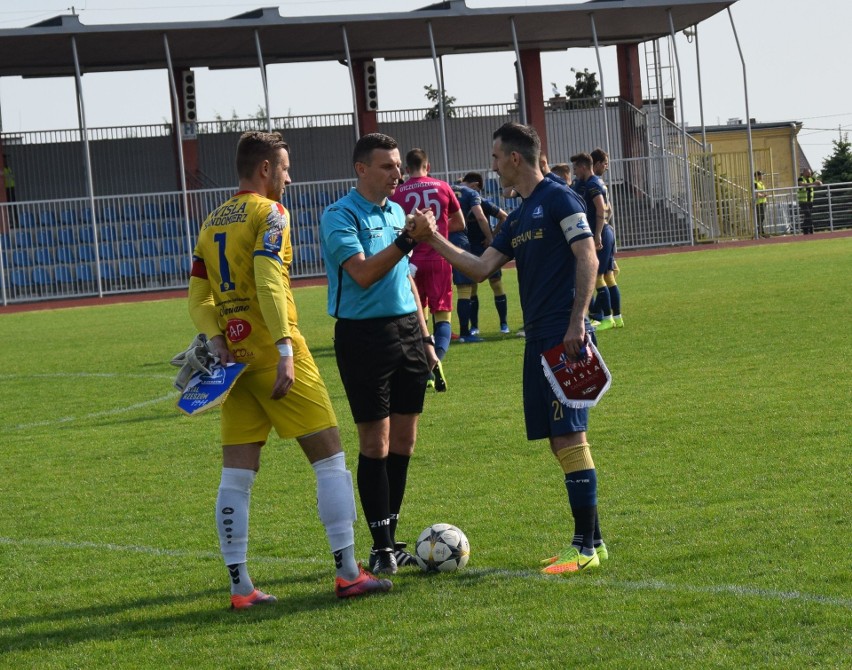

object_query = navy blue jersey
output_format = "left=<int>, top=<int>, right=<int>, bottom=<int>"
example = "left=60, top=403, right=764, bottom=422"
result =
left=571, top=175, right=606, bottom=234
left=545, top=171, right=567, bottom=186
left=491, top=178, right=592, bottom=339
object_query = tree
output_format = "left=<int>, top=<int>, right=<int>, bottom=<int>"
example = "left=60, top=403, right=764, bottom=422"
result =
left=820, top=133, right=852, bottom=183
left=424, top=84, right=457, bottom=120
left=562, top=68, right=600, bottom=100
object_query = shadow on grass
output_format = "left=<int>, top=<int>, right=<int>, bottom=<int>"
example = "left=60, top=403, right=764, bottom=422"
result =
left=0, top=572, right=364, bottom=653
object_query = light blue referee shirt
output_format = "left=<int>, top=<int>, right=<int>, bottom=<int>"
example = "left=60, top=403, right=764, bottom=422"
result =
left=320, top=188, right=416, bottom=320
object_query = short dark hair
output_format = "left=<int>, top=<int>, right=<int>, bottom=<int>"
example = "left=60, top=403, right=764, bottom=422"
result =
left=461, top=171, right=484, bottom=188
left=353, top=133, right=398, bottom=166
left=590, top=148, right=609, bottom=164
left=570, top=152, right=593, bottom=169
left=493, top=122, right=540, bottom=167
left=405, top=148, right=429, bottom=171
left=236, top=131, right=289, bottom=180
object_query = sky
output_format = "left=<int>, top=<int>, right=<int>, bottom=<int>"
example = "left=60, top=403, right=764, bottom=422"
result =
left=1, top=0, right=850, bottom=170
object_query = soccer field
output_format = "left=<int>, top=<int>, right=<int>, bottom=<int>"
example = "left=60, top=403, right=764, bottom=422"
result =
left=1, top=238, right=850, bottom=669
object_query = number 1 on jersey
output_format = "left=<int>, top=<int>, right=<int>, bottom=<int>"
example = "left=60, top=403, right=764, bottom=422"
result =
left=214, top=232, right=236, bottom=292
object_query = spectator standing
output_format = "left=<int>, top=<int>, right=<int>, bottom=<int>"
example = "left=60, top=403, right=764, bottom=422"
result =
left=798, top=168, right=822, bottom=235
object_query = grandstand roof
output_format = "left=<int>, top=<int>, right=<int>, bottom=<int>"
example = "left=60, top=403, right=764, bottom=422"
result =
left=0, top=0, right=735, bottom=78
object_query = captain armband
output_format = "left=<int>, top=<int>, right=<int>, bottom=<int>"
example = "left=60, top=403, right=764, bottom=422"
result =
left=559, top=213, right=590, bottom=244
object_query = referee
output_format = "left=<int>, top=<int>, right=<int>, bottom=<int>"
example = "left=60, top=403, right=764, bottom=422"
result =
left=320, top=133, right=437, bottom=575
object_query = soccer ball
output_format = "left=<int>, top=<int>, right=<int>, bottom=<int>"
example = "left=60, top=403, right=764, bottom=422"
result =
left=414, top=523, right=470, bottom=573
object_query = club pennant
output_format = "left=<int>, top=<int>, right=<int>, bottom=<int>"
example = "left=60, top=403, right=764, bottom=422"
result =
left=176, top=362, right=247, bottom=416
left=541, top=339, right=611, bottom=408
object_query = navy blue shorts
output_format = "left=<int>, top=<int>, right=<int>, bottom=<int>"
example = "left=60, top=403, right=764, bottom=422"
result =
left=522, top=332, right=590, bottom=441
left=596, top=224, right=616, bottom=275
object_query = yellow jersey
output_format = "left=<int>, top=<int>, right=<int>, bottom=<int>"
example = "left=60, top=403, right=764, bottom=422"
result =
left=191, top=190, right=297, bottom=370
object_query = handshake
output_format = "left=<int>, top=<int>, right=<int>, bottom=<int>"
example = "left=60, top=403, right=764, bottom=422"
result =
left=404, top=208, right=438, bottom=242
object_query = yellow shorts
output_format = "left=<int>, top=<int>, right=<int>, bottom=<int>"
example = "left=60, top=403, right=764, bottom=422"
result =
left=221, top=330, right=337, bottom=444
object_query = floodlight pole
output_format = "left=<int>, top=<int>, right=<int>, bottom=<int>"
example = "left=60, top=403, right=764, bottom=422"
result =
left=589, top=13, right=611, bottom=156
left=254, top=30, right=272, bottom=133
left=427, top=22, right=451, bottom=178
left=341, top=26, right=360, bottom=143
left=71, top=35, right=103, bottom=297
left=668, top=10, right=696, bottom=246
left=728, top=7, right=758, bottom=239
left=163, top=34, right=193, bottom=262
left=692, top=25, right=707, bottom=150
left=510, top=18, right=527, bottom=125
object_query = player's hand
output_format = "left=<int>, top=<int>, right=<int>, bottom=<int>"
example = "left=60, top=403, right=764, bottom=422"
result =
left=425, top=344, right=439, bottom=371
left=271, top=354, right=295, bottom=400
left=562, top=324, right=587, bottom=361
left=594, top=234, right=603, bottom=250
left=209, top=334, right=236, bottom=365
left=407, top=208, right=437, bottom=241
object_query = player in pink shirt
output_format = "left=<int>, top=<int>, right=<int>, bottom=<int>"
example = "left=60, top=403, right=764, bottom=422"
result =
left=390, top=148, right=464, bottom=391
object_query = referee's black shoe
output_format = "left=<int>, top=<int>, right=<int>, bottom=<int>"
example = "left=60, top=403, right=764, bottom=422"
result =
left=368, top=548, right=398, bottom=575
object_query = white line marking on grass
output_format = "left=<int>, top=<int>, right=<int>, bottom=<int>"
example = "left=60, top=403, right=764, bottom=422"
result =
left=9, top=393, right=176, bottom=431
left=3, top=537, right=850, bottom=609
left=0, top=372, right=173, bottom=380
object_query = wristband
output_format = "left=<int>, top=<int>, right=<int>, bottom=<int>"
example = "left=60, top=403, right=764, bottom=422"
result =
left=394, top=233, right=418, bottom=254
left=276, top=343, right=293, bottom=357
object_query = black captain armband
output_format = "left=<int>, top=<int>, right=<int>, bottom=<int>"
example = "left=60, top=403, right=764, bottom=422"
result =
left=394, top=233, right=418, bottom=254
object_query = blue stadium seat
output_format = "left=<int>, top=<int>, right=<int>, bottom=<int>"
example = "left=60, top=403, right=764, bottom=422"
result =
left=162, top=201, right=179, bottom=218
left=56, top=247, right=76, bottom=264
left=161, top=238, right=181, bottom=256
left=76, top=263, right=95, bottom=283
left=100, top=263, right=118, bottom=282
left=100, top=225, right=117, bottom=242
left=139, top=258, right=158, bottom=279
left=18, top=211, right=37, bottom=228
left=179, top=255, right=192, bottom=275
left=36, top=229, right=53, bottom=247
left=162, top=219, right=180, bottom=238
left=60, top=209, right=79, bottom=226
left=78, top=226, right=95, bottom=244
left=32, top=267, right=53, bottom=287
left=10, top=268, right=30, bottom=288
left=121, top=223, right=140, bottom=241
left=82, top=207, right=94, bottom=224
left=119, top=260, right=137, bottom=281
left=99, top=245, right=117, bottom=261
left=141, top=221, right=159, bottom=239
left=34, top=248, right=53, bottom=265
left=78, top=245, right=96, bottom=263
left=57, top=227, right=76, bottom=246
left=139, top=239, right=160, bottom=257
left=39, top=210, right=57, bottom=227
left=55, top=265, right=75, bottom=285
left=123, top=203, right=141, bottom=222
left=13, top=230, right=32, bottom=247
left=119, top=241, right=138, bottom=259
left=11, top=249, right=33, bottom=267
left=160, top=256, right=179, bottom=276
left=102, top=205, right=121, bottom=222
left=297, top=227, right=315, bottom=245
left=143, top=202, right=161, bottom=220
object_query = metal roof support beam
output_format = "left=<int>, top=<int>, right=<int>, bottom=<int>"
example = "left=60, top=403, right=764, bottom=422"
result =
left=691, top=25, right=707, bottom=150
left=727, top=7, right=757, bottom=239
left=589, top=13, right=611, bottom=155
left=668, top=10, right=696, bottom=246
left=510, top=18, right=527, bottom=126
left=341, top=26, right=360, bottom=143
left=163, top=34, right=193, bottom=260
left=427, top=21, right=451, bottom=177
left=71, top=35, right=103, bottom=297
left=254, top=30, right=272, bottom=133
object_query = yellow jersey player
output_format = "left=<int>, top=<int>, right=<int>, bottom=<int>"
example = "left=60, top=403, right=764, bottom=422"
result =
left=187, top=131, right=391, bottom=609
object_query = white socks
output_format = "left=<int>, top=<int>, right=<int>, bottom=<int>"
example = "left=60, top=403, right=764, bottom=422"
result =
left=313, top=452, right=359, bottom=580
left=217, top=467, right=256, bottom=596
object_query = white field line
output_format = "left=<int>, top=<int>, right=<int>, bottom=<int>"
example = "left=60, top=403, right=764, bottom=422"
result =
left=2, top=372, right=176, bottom=431
left=2, top=537, right=849, bottom=609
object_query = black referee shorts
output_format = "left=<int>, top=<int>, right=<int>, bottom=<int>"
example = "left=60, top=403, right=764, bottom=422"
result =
left=334, top=312, right=430, bottom=423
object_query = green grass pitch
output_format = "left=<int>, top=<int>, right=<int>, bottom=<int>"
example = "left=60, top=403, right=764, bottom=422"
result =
left=1, top=237, right=849, bottom=669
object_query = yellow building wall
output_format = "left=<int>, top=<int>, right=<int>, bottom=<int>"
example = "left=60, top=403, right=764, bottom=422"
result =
left=688, top=126, right=800, bottom=189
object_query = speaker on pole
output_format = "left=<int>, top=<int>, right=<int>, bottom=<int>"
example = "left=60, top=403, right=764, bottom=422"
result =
left=181, top=70, right=197, bottom=123
left=363, top=61, right=378, bottom=112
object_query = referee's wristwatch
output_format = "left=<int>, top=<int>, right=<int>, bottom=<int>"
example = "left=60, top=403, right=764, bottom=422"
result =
left=422, top=334, right=435, bottom=347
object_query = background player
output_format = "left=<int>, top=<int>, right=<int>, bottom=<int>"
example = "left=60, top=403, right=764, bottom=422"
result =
left=390, top=148, right=464, bottom=390
left=187, top=131, right=391, bottom=608
left=588, top=148, right=623, bottom=328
